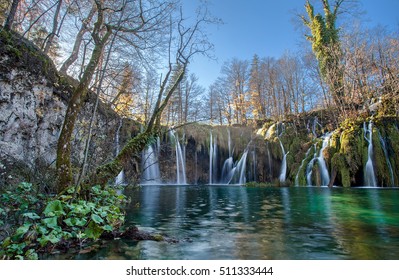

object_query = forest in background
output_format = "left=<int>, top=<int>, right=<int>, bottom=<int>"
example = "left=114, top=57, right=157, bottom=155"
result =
left=1, top=0, right=399, bottom=259
left=1, top=0, right=399, bottom=129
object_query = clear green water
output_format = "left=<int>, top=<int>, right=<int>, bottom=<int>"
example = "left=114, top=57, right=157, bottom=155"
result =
left=70, top=185, right=399, bottom=259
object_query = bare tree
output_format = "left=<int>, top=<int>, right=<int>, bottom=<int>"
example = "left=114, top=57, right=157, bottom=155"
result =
left=56, top=0, right=114, bottom=192
left=59, top=2, right=96, bottom=74
left=3, top=0, right=20, bottom=30
left=42, top=0, right=62, bottom=54
left=87, top=5, right=214, bottom=187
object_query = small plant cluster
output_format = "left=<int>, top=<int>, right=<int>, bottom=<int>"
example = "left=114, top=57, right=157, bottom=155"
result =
left=0, top=182, right=129, bottom=259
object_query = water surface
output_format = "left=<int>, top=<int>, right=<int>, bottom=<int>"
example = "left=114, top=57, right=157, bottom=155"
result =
left=72, top=185, right=399, bottom=259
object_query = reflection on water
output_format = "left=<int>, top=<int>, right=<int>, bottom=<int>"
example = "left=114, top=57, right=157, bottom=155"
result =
left=68, top=186, right=399, bottom=259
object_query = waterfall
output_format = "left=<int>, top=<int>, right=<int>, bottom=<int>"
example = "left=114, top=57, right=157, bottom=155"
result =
left=221, top=128, right=237, bottom=183
left=265, top=124, right=275, bottom=139
left=312, top=117, right=322, bottom=138
left=227, top=128, right=232, bottom=157
left=238, top=150, right=249, bottom=184
left=115, top=119, right=125, bottom=185
left=295, top=145, right=313, bottom=186
left=264, top=123, right=275, bottom=181
left=306, top=145, right=317, bottom=186
left=363, top=121, right=377, bottom=187
left=221, top=157, right=234, bottom=183
left=277, top=123, right=288, bottom=183
left=305, top=132, right=332, bottom=187
left=278, top=139, right=288, bottom=183
left=141, top=143, right=161, bottom=184
left=227, top=149, right=249, bottom=185
left=209, top=132, right=218, bottom=184
left=170, top=130, right=187, bottom=185
left=378, top=130, right=394, bottom=186
left=222, top=130, right=252, bottom=185
left=209, top=132, right=213, bottom=184
left=318, top=132, right=332, bottom=186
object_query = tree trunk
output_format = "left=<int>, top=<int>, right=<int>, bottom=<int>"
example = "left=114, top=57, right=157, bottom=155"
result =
left=56, top=29, right=111, bottom=193
left=4, top=0, right=20, bottom=31
left=43, top=0, right=63, bottom=55
left=87, top=130, right=153, bottom=186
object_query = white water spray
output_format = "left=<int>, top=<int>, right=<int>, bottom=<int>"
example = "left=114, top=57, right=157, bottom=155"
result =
left=170, top=130, right=187, bottom=185
left=363, top=121, right=377, bottom=187
left=141, top=142, right=161, bottom=184
left=115, top=119, right=125, bottom=185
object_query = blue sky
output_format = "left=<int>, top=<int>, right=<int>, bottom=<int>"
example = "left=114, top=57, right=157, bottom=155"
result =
left=183, top=0, right=399, bottom=89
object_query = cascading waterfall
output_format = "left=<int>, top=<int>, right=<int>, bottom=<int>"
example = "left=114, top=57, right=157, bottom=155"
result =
left=363, top=121, right=377, bottom=187
left=227, top=149, right=249, bottom=185
left=278, top=139, right=288, bottom=182
left=114, top=119, right=125, bottom=185
left=169, top=130, right=187, bottom=185
left=378, top=130, right=394, bottom=186
left=295, top=145, right=313, bottom=186
left=277, top=123, right=288, bottom=183
left=312, top=117, right=322, bottom=138
left=265, top=124, right=275, bottom=139
left=305, top=132, right=332, bottom=186
left=209, top=132, right=213, bottom=184
left=318, top=132, right=332, bottom=186
left=220, top=129, right=252, bottom=185
left=141, top=142, right=161, bottom=184
left=221, top=157, right=234, bottom=183
left=237, top=149, right=249, bottom=184
left=261, top=125, right=274, bottom=180
left=209, top=132, right=218, bottom=184
left=306, top=144, right=318, bottom=186
left=221, top=129, right=234, bottom=183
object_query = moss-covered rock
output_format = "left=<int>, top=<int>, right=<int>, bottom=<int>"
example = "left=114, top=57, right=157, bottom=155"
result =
left=331, top=153, right=350, bottom=187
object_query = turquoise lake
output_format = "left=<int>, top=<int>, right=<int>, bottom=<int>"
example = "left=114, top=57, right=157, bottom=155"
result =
left=64, top=185, right=399, bottom=259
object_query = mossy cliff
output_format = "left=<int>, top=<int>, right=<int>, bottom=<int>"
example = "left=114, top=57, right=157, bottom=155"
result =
left=257, top=112, right=399, bottom=187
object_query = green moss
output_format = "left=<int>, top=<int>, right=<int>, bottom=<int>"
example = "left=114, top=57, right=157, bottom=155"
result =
left=0, top=29, right=59, bottom=83
left=377, top=94, right=398, bottom=116
left=5, top=44, right=22, bottom=58
left=288, top=136, right=303, bottom=155
left=371, top=118, right=399, bottom=186
left=386, top=124, right=399, bottom=185
left=245, top=181, right=275, bottom=187
left=286, top=153, right=294, bottom=178
left=329, top=131, right=340, bottom=154
left=152, top=234, right=164, bottom=242
left=372, top=126, right=389, bottom=187
left=297, top=148, right=315, bottom=186
left=331, top=153, right=350, bottom=187
left=340, top=126, right=362, bottom=178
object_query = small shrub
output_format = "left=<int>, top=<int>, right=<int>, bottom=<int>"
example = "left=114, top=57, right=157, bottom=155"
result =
left=0, top=183, right=129, bottom=259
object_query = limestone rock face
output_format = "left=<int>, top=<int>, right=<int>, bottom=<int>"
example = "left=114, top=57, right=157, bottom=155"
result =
left=0, top=63, right=66, bottom=166
left=0, top=49, right=130, bottom=187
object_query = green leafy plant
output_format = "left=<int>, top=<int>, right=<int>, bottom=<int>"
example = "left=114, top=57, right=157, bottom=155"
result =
left=1, top=183, right=129, bottom=259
